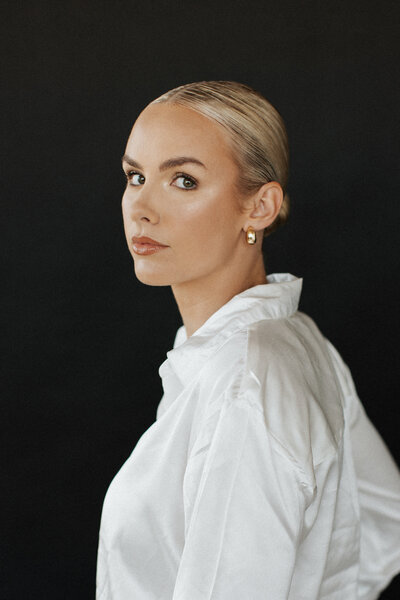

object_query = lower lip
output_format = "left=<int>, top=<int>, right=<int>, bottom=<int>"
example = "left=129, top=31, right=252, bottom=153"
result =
left=132, top=242, right=168, bottom=255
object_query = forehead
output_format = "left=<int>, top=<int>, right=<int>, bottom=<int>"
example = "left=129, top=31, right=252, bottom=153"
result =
left=126, top=102, right=235, bottom=164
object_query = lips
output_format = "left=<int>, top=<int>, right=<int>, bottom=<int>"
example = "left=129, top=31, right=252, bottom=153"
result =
left=131, top=236, right=167, bottom=246
left=131, top=235, right=169, bottom=256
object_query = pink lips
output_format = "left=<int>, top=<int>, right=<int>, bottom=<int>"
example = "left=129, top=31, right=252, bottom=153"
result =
left=131, top=236, right=169, bottom=256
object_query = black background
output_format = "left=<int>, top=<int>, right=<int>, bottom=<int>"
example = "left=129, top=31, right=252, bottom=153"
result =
left=2, top=0, right=399, bottom=598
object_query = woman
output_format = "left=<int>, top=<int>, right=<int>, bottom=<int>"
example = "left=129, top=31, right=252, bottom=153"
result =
left=96, top=81, right=400, bottom=599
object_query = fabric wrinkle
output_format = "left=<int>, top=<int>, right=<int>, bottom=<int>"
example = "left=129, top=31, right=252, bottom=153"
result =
left=96, top=273, right=400, bottom=600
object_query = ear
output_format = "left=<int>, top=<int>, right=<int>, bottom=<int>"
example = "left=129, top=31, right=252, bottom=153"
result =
left=243, top=181, right=283, bottom=233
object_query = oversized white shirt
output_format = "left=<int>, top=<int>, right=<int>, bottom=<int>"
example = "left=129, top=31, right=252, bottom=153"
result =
left=96, top=273, right=400, bottom=599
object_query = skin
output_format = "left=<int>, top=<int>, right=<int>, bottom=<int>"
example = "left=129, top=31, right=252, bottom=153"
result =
left=121, top=102, right=283, bottom=337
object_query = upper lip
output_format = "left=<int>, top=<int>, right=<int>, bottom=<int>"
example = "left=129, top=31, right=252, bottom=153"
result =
left=131, top=235, right=168, bottom=246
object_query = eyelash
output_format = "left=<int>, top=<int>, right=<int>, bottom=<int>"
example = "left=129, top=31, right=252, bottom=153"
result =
left=124, top=170, right=198, bottom=190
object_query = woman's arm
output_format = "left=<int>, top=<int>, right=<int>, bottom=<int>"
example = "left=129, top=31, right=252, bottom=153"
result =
left=325, top=339, right=400, bottom=598
left=172, top=395, right=309, bottom=600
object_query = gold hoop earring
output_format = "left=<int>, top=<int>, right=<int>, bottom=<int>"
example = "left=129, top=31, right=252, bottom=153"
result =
left=246, top=226, right=256, bottom=245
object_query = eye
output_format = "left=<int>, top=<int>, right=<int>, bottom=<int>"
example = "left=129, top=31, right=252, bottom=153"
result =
left=173, top=173, right=197, bottom=190
left=126, top=171, right=145, bottom=186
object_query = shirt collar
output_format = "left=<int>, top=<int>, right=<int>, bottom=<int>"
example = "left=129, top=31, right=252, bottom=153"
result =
left=159, top=272, right=303, bottom=393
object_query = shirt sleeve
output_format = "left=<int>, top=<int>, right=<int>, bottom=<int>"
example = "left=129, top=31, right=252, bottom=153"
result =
left=171, top=393, right=310, bottom=600
left=326, top=339, right=400, bottom=599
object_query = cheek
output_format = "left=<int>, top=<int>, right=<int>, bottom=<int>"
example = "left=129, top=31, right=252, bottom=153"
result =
left=121, top=195, right=131, bottom=236
left=164, top=192, right=239, bottom=273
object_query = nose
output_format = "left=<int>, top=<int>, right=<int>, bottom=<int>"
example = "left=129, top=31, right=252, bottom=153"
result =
left=122, top=184, right=160, bottom=225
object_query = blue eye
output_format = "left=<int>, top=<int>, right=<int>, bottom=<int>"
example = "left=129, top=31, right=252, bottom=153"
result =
left=173, top=174, right=197, bottom=190
left=124, top=170, right=197, bottom=190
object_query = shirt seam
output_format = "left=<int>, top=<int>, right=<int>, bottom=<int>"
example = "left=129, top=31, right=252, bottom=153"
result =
left=240, top=326, right=319, bottom=498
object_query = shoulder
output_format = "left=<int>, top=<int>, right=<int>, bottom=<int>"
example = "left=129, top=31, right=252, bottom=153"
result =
left=196, top=312, right=345, bottom=469
left=196, top=328, right=249, bottom=406
left=243, top=313, right=345, bottom=467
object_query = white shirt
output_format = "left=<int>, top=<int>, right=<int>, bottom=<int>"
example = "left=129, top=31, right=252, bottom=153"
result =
left=96, top=273, right=400, bottom=599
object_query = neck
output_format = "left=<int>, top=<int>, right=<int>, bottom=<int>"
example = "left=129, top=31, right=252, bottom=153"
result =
left=171, top=253, right=267, bottom=338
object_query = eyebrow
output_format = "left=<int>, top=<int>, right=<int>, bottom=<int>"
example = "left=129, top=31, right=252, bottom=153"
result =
left=121, top=154, right=207, bottom=171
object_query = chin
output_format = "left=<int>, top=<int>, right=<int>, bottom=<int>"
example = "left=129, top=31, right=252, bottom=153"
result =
left=133, top=262, right=174, bottom=287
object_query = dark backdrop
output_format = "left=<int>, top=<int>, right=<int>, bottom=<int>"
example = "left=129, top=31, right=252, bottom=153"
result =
left=2, top=0, right=399, bottom=598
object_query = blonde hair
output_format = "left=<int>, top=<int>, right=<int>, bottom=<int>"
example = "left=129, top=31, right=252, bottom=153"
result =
left=150, top=80, right=290, bottom=238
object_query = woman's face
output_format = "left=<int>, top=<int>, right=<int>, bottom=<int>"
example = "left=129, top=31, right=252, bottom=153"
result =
left=121, top=102, right=248, bottom=287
